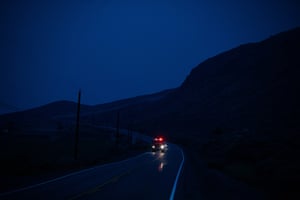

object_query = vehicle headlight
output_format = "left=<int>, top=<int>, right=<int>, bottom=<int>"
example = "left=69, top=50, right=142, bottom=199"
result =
left=152, top=145, right=155, bottom=149
left=160, top=145, right=165, bottom=149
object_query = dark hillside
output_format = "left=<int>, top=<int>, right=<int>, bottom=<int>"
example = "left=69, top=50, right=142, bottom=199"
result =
left=176, top=27, right=300, bottom=134
left=175, top=27, right=300, bottom=199
left=0, top=101, right=92, bottom=131
left=128, top=27, right=300, bottom=142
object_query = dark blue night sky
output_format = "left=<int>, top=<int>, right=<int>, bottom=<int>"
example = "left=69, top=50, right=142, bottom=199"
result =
left=1, top=0, right=300, bottom=113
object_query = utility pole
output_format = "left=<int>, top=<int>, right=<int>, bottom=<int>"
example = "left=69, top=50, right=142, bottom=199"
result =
left=74, top=89, right=81, bottom=161
left=127, top=120, right=133, bottom=146
left=127, top=125, right=130, bottom=146
left=115, top=110, right=120, bottom=148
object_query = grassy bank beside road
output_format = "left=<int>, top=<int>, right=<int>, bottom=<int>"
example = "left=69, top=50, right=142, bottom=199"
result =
left=0, top=126, right=148, bottom=192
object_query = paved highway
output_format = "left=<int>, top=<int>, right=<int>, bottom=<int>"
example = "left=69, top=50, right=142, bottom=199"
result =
left=0, top=144, right=184, bottom=200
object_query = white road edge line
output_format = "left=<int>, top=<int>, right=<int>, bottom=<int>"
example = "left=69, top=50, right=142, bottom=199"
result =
left=169, top=147, right=185, bottom=200
left=0, top=152, right=148, bottom=197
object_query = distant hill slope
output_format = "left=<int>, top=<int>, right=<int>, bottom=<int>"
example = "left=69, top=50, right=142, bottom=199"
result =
left=0, top=90, right=175, bottom=131
left=1, top=27, right=299, bottom=137
left=120, top=26, right=300, bottom=138
left=172, top=26, right=300, bottom=135
left=0, top=101, right=93, bottom=130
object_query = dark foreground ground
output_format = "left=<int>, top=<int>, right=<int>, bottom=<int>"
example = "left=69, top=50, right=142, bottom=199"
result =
left=2, top=126, right=299, bottom=200
left=175, top=147, right=266, bottom=200
left=174, top=129, right=300, bottom=200
left=0, top=126, right=148, bottom=193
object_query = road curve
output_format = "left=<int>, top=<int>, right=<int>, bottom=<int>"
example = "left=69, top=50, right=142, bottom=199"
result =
left=0, top=144, right=184, bottom=200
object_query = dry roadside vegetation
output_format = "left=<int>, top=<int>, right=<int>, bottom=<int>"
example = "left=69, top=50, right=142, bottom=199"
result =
left=0, top=125, right=148, bottom=192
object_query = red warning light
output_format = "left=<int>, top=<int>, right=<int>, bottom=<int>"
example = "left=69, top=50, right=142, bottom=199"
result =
left=154, top=137, right=164, bottom=142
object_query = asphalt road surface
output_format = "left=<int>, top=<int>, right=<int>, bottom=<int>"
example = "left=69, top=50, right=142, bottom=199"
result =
left=0, top=144, right=184, bottom=200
